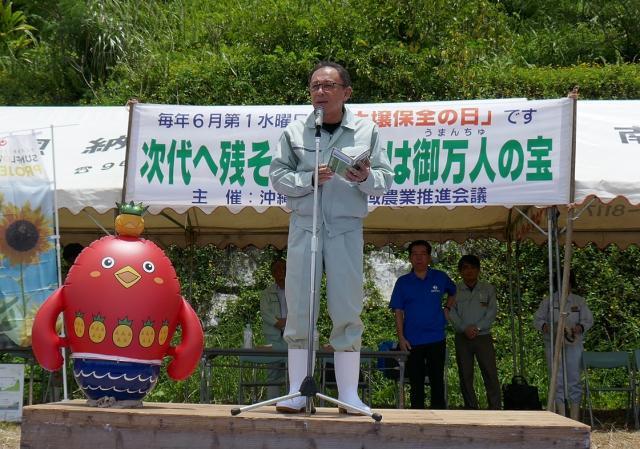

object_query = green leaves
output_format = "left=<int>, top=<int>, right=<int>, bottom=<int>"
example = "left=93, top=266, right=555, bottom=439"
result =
left=96, top=240, right=640, bottom=409
left=2, top=0, right=640, bottom=104
left=0, top=1, right=37, bottom=65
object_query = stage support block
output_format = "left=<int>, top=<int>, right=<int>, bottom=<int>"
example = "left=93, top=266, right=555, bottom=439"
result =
left=21, top=401, right=590, bottom=449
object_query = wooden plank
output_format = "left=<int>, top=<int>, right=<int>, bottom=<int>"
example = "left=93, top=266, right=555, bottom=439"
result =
left=20, top=401, right=590, bottom=449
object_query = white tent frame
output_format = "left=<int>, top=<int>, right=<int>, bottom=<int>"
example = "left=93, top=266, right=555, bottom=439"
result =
left=3, top=99, right=640, bottom=410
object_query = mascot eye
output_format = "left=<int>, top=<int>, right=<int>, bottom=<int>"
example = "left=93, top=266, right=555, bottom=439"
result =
left=142, top=261, right=155, bottom=273
left=101, top=257, right=115, bottom=269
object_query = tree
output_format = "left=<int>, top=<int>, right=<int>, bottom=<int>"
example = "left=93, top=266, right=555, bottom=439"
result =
left=0, top=1, right=36, bottom=65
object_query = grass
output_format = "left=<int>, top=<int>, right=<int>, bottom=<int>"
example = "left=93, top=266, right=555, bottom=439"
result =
left=0, top=423, right=20, bottom=449
left=592, top=429, right=640, bottom=449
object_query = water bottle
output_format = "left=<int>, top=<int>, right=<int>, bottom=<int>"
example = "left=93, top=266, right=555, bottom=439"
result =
left=243, top=323, right=253, bottom=348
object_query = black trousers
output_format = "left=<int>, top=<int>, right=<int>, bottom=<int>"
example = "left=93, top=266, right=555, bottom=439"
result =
left=454, top=333, right=501, bottom=410
left=406, top=339, right=446, bottom=409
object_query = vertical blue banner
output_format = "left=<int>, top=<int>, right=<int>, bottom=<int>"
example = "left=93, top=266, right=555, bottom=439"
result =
left=0, top=134, right=57, bottom=349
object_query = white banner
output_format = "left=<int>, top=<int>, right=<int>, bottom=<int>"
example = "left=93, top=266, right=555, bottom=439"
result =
left=575, top=100, right=640, bottom=204
left=126, top=99, right=573, bottom=210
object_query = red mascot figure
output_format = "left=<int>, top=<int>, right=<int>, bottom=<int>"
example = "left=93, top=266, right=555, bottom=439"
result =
left=32, top=202, right=204, bottom=407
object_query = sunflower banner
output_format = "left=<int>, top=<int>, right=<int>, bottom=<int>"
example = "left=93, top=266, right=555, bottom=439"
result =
left=0, top=134, right=57, bottom=349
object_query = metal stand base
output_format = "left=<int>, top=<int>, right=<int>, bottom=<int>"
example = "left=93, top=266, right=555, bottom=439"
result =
left=231, top=375, right=382, bottom=422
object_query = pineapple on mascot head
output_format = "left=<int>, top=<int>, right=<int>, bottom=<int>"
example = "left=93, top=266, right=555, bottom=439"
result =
left=32, top=202, right=204, bottom=407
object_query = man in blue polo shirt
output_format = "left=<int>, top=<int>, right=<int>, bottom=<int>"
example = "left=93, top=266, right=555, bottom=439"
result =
left=390, top=240, right=456, bottom=409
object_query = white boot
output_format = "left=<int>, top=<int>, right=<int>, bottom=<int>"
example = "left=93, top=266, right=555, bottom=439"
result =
left=569, top=402, right=581, bottom=421
left=334, top=351, right=371, bottom=415
left=276, top=349, right=313, bottom=413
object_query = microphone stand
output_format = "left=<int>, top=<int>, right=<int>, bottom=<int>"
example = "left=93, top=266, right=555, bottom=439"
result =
left=231, top=109, right=381, bottom=422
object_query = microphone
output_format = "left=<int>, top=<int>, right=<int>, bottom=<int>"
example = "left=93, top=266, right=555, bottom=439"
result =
left=314, top=107, right=324, bottom=129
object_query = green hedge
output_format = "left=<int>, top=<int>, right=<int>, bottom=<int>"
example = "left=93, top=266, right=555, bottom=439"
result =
left=456, top=64, right=640, bottom=100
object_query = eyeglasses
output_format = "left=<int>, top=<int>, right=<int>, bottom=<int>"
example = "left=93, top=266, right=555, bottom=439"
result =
left=309, top=81, right=345, bottom=92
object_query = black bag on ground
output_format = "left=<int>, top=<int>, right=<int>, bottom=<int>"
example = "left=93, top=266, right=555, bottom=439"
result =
left=502, top=375, right=542, bottom=410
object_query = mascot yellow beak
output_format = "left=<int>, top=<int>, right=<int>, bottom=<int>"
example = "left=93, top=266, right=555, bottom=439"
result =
left=114, top=266, right=141, bottom=288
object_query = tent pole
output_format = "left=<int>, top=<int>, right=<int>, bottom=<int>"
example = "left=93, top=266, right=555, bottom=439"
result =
left=547, top=90, right=579, bottom=411
left=560, top=197, right=595, bottom=233
left=552, top=208, right=569, bottom=408
left=552, top=209, right=563, bottom=310
left=514, top=207, right=547, bottom=236
left=121, top=99, right=138, bottom=204
left=506, top=240, right=518, bottom=376
left=510, top=208, right=534, bottom=379
left=514, top=241, right=526, bottom=377
left=546, top=209, right=555, bottom=410
left=81, top=210, right=112, bottom=236
left=186, top=224, right=195, bottom=403
left=547, top=209, right=574, bottom=409
left=46, top=128, right=62, bottom=291
left=50, top=125, right=69, bottom=401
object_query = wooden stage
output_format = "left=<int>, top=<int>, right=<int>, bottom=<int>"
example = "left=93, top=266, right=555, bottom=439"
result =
left=21, top=400, right=590, bottom=449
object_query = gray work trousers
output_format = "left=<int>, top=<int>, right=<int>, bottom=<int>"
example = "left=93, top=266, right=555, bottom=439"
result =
left=284, top=222, right=364, bottom=351
left=454, top=333, right=501, bottom=410
left=543, top=339, right=584, bottom=404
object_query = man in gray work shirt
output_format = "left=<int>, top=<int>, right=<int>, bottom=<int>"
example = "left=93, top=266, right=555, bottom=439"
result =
left=448, top=255, right=501, bottom=410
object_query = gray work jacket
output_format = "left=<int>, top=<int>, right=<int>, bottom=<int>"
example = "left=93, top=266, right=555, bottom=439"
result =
left=449, top=280, right=497, bottom=335
left=269, top=108, right=392, bottom=236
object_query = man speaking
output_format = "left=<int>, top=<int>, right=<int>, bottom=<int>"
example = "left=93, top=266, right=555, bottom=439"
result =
left=269, top=61, right=392, bottom=414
